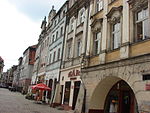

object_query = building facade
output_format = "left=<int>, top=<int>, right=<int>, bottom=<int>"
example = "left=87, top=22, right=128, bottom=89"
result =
left=59, top=0, right=90, bottom=110
left=12, top=57, right=23, bottom=91
left=45, top=2, right=68, bottom=105
left=19, top=45, right=36, bottom=94
left=74, top=0, right=150, bottom=113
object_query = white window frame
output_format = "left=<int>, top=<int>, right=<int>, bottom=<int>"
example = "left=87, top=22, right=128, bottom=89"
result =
left=49, top=54, right=52, bottom=64
left=79, top=9, right=85, bottom=24
left=94, top=32, right=101, bottom=55
left=67, top=41, right=72, bottom=58
left=76, top=39, right=82, bottom=57
left=96, top=0, right=103, bottom=12
left=70, top=18, right=74, bottom=32
left=112, top=22, right=121, bottom=49
left=135, top=7, right=149, bottom=41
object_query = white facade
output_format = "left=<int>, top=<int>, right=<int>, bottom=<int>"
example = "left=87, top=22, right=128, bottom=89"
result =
left=45, top=2, right=68, bottom=103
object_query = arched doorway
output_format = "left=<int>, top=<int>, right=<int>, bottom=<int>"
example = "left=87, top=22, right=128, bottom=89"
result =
left=88, top=77, right=138, bottom=113
left=104, top=80, right=137, bottom=113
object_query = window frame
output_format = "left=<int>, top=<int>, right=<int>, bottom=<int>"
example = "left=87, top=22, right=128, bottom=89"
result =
left=57, top=48, right=61, bottom=60
left=96, top=0, right=103, bottom=12
left=56, top=31, right=59, bottom=40
left=93, top=31, right=102, bottom=55
left=49, top=54, right=52, bottom=64
left=60, top=27, right=63, bottom=37
left=70, top=18, right=74, bottom=32
left=111, top=22, right=121, bottom=49
left=134, top=7, right=149, bottom=42
left=53, top=51, right=56, bottom=62
left=66, top=40, right=72, bottom=59
left=76, top=39, right=82, bottom=57
left=79, top=9, right=85, bottom=24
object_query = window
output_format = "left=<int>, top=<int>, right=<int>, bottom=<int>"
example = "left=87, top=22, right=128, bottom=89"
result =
left=60, top=27, right=63, bottom=37
left=79, top=9, right=85, bottom=24
left=57, top=48, right=61, bottom=60
left=135, top=8, right=149, bottom=42
left=67, top=40, right=72, bottom=58
left=62, top=10, right=65, bottom=18
left=49, top=54, right=52, bottom=64
left=96, top=0, right=103, bottom=12
left=70, top=18, right=74, bottom=32
left=56, top=31, right=59, bottom=40
left=52, top=35, right=55, bottom=43
left=53, top=51, right=56, bottom=62
left=76, top=39, right=82, bottom=57
left=112, top=22, right=121, bottom=49
left=94, top=32, right=101, bottom=55
left=55, top=20, right=57, bottom=25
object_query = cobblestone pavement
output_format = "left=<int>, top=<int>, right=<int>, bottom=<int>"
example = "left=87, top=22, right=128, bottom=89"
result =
left=0, top=88, right=73, bottom=113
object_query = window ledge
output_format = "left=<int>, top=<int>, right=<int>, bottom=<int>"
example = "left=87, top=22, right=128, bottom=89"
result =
left=90, top=54, right=99, bottom=58
left=131, top=38, right=150, bottom=46
left=107, top=47, right=120, bottom=53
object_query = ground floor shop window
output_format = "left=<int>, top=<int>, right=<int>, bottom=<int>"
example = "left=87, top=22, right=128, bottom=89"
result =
left=72, top=81, right=81, bottom=110
left=64, top=82, right=71, bottom=105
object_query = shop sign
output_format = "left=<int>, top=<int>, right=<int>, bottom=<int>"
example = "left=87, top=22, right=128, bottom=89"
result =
left=68, top=70, right=80, bottom=77
left=146, top=84, right=150, bottom=91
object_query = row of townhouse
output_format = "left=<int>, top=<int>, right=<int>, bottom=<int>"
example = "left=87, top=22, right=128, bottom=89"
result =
left=1, top=0, right=150, bottom=113
left=31, top=0, right=150, bottom=112
left=1, top=45, right=37, bottom=93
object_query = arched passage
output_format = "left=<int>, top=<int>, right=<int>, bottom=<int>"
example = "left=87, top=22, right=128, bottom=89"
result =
left=88, top=76, right=138, bottom=113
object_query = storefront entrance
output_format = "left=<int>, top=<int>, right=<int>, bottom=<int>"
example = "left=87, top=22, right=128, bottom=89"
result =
left=104, top=80, right=136, bottom=113
left=72, top=81, right=81, bottom=110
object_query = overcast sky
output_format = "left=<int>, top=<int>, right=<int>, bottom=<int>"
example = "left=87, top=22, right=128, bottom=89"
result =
left=0, top=0, right=66, bottom=72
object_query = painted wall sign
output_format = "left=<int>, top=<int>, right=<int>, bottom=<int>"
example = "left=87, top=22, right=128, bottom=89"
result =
left=68, top=70, right=80, bottom=77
